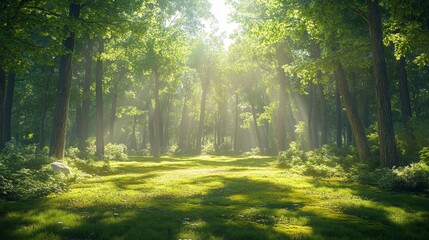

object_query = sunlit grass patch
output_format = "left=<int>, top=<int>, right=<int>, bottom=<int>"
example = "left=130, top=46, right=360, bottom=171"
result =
left=1, top=155, right=429, bottom=239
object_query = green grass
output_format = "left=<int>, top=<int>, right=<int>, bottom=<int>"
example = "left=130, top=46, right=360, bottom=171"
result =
left=1, top=155, right=429, bottom=239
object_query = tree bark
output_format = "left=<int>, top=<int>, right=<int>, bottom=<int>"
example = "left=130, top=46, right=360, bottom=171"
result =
left=0, top=67, right=6, bottom=149
left=50, top=3, right=80, bottom=159
left=308, top=83, right=319, bottom=149
left=397, top=56, right=412, bottom=124
left=3, top=72, right=15, bottom=143
left=317, top=83, right=327, bottom=145
left=178, top=99, right=188, bottom=153
left=233, top=92, right=239, bottom=153
left=148, top=101, right=155, bottom=153
left=195, top=68, right=210, bottom=155
left=130, top=117, right=137, bottom=150
left=39, top=66, right=54, bottom=150
left=152, top=69, right=161, bottom=158
left=276, top=66, right=287, bottom=152
left=251, top=103, right=263, bottom=153
left=79, top=38, right=94, bottom=152
left=367, top=0, right=397, bottom=167
left=109, top=70, right=125, bottom=143
left=334, top=63, right=370, bottom=160
left=95, top=39, right=104, bottom=157
left=335, top=81, right=342, bottom=148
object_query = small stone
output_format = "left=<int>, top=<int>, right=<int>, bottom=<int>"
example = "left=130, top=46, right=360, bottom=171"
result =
left=57, top=221, right=63, bottom=225
left=114, top=213, right=119, bottom=217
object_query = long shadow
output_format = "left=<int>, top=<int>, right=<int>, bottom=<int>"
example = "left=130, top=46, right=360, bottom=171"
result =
left=2, top=157, right=429, bottom=239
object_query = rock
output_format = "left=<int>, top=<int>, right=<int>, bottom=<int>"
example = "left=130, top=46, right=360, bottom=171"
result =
left=51, top=162, right=72, bottom=176
left=114, top=213, right=119, bottom=217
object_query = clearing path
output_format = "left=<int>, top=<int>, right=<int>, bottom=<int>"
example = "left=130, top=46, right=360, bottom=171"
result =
left=1, top=156, right=429, bottom=239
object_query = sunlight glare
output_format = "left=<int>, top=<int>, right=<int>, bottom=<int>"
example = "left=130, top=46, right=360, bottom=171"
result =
left=207, top=0, right=238, bottom=48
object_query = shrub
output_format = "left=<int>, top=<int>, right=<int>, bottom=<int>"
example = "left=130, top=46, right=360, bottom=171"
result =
left=202, top=142, right=215, bottom=155
left=104, top=143, right=128, bottom=160
left=244, top=147, right=261, bottom=157
left=278, top=143, right=348, bottom=178
left=167, top=144, right=178, bottom=156
left=0, top=141, right=71, bottom=201
left=356, top=161, right=429, bottom=192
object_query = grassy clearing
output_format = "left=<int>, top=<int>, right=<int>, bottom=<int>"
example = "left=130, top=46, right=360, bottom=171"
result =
left=1, top=155, right=428, bottom=239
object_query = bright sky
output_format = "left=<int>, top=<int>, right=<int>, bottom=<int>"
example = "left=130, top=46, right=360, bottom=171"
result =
left=207, top=0, right=238, bottom=48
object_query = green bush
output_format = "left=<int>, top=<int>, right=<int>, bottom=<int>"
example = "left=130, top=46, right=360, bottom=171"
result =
left=0, top=141, right=71, bottom=201
left=202, top=142, right=215, bottom=155
left=278, top=143, right=349, bottom=178
left=244, top=147, right=261, bottom=157
left=104, top=143, right=128, bottom=160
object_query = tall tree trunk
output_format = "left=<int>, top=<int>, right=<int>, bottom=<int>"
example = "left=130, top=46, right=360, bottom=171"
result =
left=335, top=81, right=342, bottom=148
left=251, top=103, right=263, bottom=153
left=195, top=82, right=208, bottom=155
left=367, top=0, right=397, bottom=167
left=3, top=72, right=15, bottom=143
left=317, top=83, right=327, bottom=145
left=334, top=63, right=370, bottom=160
left=95, top=39, right=104, bottom=157
left=310, top=42, right=326, bottom=147
left=148, top=101, right=154, bottom=153
left=50, top=3, right=80, bottom=159
left=277, top=66, right=287, bottom=152
left=233, top=92, right=239, bottom=153
left=79, top=38, right=94, bottom=152
left=39, top=66, right=54, bottom=150
left=308, top=83, right=319, bottom=149
left=130, top=117, right=137, bottom=150
left=178, top=99, right=188, bottom=153
left=397, top=56, right=412, bottom=124
left=0, top=67, right=6, bottom=149
left=153, top=69, right=161, bottom=158
left=109, top=70, right=125, bottom=143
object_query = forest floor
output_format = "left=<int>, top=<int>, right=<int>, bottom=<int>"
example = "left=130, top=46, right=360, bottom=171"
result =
left=1, top=155, right=429, bottom=240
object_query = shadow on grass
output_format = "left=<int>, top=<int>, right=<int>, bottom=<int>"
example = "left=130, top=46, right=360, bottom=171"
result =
left=1, top=157, right=429, bottom=239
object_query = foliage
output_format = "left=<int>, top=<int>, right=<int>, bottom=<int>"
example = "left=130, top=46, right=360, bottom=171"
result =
left=202, top=141, right=215, bottom=155
left=0, top=141, right=70, bottom=201
left=243, top=147, right=261, bottom=157
left=278, top=143, right=353, bottom=178
left=66, top=141, right=127, bottom=160
left=1, top=156, right=428, bottom=239
left=104, top=143, right=128, bottom=160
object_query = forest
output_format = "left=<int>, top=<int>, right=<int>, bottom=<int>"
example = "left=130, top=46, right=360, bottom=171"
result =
left=1, top=0, right=429, bottom=239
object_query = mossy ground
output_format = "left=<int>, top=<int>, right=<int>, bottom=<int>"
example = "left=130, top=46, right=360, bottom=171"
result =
left=1, top=155, right=428, bottom=239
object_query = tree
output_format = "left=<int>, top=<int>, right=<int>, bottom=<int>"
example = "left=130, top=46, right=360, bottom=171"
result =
left=50, top=2, right=81, bottom=159
left=95, top=39, right=104, bottom=157
left=367, top=0, right=397, bottom=167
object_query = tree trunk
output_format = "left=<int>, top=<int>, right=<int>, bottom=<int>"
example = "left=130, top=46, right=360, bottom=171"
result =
left=251, top=103, right=263, bottom=153
left=334, top=63, right=370, bottom=160
left=130, top=117, right=137, bottom=150
left=317, top=83, right=327, bottom=145
left=277, top=66, right=287, bottom=152
left=397, top=56, right=412, bottom=124
left=367, top=0, right=397, bottom=167
left=308, top=83, right=319, bottom=149
left=95, top=39, right=104, bottom=157
left=148, top=101, right=154, bottom=153
left=39, top=66, right=54, bottom=150
left=153, top=69, right=161, bottom=158
left=109, top=70, right=125, bottom=143
left=335, top=81, right=342, bottom=148
left=50, top=3, right=80, bottom=159
left=0, top=67, right=6, bottom=149
left=178, top=99, right=188, bottom=153
left=79, top=38, right=94, bottom=152
left=195, top=83, right=208, bottom=155
left=233, top=92, right=239, bottom=153
left=3, top=72, right=15, bottom=143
